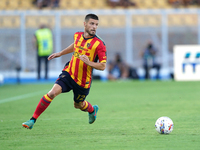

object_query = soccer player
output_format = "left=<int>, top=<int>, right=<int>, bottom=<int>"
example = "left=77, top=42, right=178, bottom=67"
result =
left=22, top=14, right=107, bottom=129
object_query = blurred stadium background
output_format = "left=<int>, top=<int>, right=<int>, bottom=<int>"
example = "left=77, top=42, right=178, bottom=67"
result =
left=0, top=0, right=200, bottom=84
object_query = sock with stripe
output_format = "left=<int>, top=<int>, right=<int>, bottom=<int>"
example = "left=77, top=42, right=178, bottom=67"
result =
left=80, top=101, right=94, bottom=113
left=31, top=94, right=53, bottom=121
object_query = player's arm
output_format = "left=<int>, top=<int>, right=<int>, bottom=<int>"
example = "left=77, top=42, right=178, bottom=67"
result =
left=79, top=55, right=106, bottom=71
left=48, top=43, right=74, bottom=60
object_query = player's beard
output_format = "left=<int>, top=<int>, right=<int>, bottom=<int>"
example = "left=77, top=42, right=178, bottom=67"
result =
left=86, top=28, right=96, bottom=36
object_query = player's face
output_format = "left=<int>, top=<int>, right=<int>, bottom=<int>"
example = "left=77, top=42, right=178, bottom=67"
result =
left=84, top=18, right=99, bottom=36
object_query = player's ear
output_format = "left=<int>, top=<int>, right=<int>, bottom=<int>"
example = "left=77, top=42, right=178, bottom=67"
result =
left=84, top=21, right=86, bottom=27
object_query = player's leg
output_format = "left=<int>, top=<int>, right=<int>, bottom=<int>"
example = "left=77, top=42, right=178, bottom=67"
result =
left=74, top=101, right=99, bottom=124
left=74, top=101, right=94, bottom=113
left=22, top=71, right=74, bottom=129
left=72, top=84, right=99, bottom=124
left=22, top=84, right=62, bottom=129
left=32, top=84, right=62, bottom=119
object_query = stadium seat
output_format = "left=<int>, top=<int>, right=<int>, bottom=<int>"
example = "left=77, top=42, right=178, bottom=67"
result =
left=39, top=16, right=55, bottom=27
left=68, top=0, right=81, bottom=9
left=93, top=0, right=108, bottom=9
left=0, top=0, right=7, bottom=10
left=82, top=0, right=93, bottom=9
left=99, top=15, right=111, bottom=27
left=169, top=14, right=197, bottom=26
left=168, top=14, right=180, bottom=26
left=134, top=0, right=171, bottom=9
left=184, top=14, right=198, bottom=26
left=0, top=0, right=35, bottom=10
left=134, top=0, right=146, bottom=9
left=146, top=15, right=161, bottom=27
left=110, top=15, right=126, bottom=27
left=132, top=15, right=146, bottom=27
left=59, top=0, right=69, bottom=9
left=132, top=15, right=162, bottom=27
left=61, top=16, right=72, bottom=28
left=98, top=15, right=125, bottom=27
left=19, top=0, right=35, bottom=10
left=61, top=15, right=84, bottom=28
left=147, top=0, right=154, bottom=8
left=26, top=16, right=38, bottom=28
left=60, top=0, right=107, bottom=9
left=8, top=0, right=20, bottom=10
left=26, top=16, right=55, bottom=28
left=156, top=0, right=171, bottom=8
left=0, top=16, right=20, bottom=28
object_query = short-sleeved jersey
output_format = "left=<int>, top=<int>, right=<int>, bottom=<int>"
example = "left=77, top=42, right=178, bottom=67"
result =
left=63, top=32, right=107, bottom=89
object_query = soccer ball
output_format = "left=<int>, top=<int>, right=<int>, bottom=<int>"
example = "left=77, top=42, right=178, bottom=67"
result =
left=155, top=116, right=173, bottom=134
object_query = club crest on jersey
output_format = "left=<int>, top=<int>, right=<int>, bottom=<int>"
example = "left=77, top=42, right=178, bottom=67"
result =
left=87, top=43, right=91, bottom=48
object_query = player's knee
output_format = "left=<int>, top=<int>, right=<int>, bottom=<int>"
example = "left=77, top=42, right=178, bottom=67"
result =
left=47, top=84, right=62, bottom=99
left=48, top=91, right=57, bottom=99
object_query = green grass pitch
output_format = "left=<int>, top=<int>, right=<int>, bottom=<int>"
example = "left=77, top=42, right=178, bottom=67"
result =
left=0, top=80, right=200, bottom=150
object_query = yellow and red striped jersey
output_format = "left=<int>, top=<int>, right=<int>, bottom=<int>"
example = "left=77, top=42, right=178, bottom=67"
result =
left=63, top=32, right=107, bottom=88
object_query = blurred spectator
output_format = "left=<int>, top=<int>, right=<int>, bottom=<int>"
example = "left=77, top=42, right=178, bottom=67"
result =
left=50, top=0, right=60, bottom=8
left=195, top=0, right=200, bottom=5
left=168, top=0, right=195, bottom=7
left=36, top=0, right=49, bottom=9
left=141, top=42, right=161, bottom=80
left=168, top=0, right=182, bottom=7
left=108, top=53, right=129, bottom=80
left=33, top=24, right=53, bottom=80
left=107, top=0, right=136, bottom=8
left=183, top=0, right=194, bottom=6
left=120, top=0, right=136, bottom=8
left=107, top=0, right=120, bottom=8
left=33, top=0, right=60, bottom=9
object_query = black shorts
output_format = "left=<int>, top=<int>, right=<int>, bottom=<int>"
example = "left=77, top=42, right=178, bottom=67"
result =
left=55, top=71, right=90, bottom=103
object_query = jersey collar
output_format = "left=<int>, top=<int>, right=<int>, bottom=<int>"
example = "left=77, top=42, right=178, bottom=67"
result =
left=82, top=34, right=96, bottom=40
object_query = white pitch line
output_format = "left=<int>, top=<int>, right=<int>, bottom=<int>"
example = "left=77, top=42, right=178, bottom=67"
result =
left=0, top=90, right=48, bottom=104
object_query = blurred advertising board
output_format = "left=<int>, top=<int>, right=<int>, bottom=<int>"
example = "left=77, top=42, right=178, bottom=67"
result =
left=174, top=45, right=200, bottom=81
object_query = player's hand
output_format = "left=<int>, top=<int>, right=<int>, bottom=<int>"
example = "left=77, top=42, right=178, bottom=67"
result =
left=79, top=55, right=90, bottom=65
left=48, top=53, right=61, bottom=60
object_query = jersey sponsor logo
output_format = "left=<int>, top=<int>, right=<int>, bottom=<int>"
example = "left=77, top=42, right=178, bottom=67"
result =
left=75, top=45, right=89, bottom=51
left=73, top=51, right=81, bottom=58
left=73, top=51, right=91, bottom=60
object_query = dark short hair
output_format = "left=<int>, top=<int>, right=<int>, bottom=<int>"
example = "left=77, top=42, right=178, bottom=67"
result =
left=85, top=14, right=99, bottom=22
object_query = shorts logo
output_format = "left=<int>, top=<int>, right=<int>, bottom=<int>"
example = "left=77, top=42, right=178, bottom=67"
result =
left=61, top=75, right=66, bottom=78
